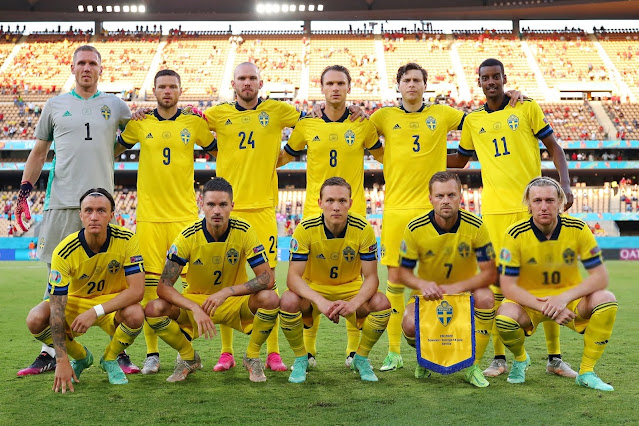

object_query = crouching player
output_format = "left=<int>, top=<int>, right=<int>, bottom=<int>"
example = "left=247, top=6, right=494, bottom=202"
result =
left=399, top=172, right=496, bottom=387
left=497, top=177, right=617, bottom=390
left=144, top=177, right=279, bottom=383
left=280, top=177, right=391, bottom=383
left=26, top=188, right=145, bottom=392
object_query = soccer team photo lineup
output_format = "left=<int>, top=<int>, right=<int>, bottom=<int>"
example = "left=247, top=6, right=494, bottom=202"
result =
left=1, top=3, right=637, bottom=422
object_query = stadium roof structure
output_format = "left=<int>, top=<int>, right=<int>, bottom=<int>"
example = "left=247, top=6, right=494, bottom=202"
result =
left=2, top=0, right=639, bottom=22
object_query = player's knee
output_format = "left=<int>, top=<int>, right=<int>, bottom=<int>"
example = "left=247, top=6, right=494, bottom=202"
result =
left=473, top=287, right=495, bottom=309
left=495, top=302, right=520, bottom=320
left=255, top=289, right=280, bottom=310
left=280, top=290, right=302, bottom=312
left=144, top=298, right=170, bottom=318
left=589, top=289, right=617, bottom=306
left=26, top=302, right=50, bottom=333
left=121, top=304, right=145, bottom=328
left=369, top=292, right=391, bottom=311
left=401, top=304, right=416, bottom=337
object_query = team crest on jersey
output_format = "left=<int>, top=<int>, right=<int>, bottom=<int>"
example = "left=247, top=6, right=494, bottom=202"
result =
left=344, top=129, right=356, bottom=146
left=49, top=270, right=62, bottom=284
left=259, top=111, right=270, bottom=127
left=226, top=248, right=239, bottom=265
left=485, top=244, right=495, bottom=260
left=563, top=248, right=576, bottom=265
left=108, top=260, right=121, bottom=274
left=458, top=242, right=470, bottom=258
left=39, top=237, right=45, bottom=249
left=436, top=301, right=454, bottom=326
left=507, top=114, right=519, bottom=131
left=380, top=244, right=386, bottom=258
left=290, top=238, right=299, bottom=253
left=425, top=116, right=437, bottom=131
left=500, top=248, right=511, bottom=263
left=343, top=246, right=356, bottom=262
left=101, top=105, right=111, bottom=120
left=180, top=128, right=191, bottom=144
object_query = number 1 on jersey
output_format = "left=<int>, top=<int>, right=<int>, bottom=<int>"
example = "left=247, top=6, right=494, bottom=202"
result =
left=492, top=136, right=511, bottom=157
left=84, top=123, right=92, bottom=141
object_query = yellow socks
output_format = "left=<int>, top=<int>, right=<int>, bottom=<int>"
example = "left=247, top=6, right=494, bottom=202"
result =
left=495, top=315, right=527, bottom=362
left=142, top=277, right=160, bottom=356
left=580, top=302, right=617, bottom=374
left=103, top=323, right=142, bottom=361
left=219, top=324, right=234, bottom=355
left=474, top=308, right=495, bottom=364
left=385, top=281, right=405, bottom=354
left=356, top=308, right=392, bottom=357
left=280, top=310, right=306, bottom=358
left=147, top=315, right=194, bottom=360
left=246, top=308, right=279, bottom=358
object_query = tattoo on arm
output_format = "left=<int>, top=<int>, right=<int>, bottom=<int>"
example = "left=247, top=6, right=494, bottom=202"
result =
left=160, top=261, right=182, bottom=286
left=50, top=294, right=68, bottom=360
left=243, top=271, right=270, bottom=293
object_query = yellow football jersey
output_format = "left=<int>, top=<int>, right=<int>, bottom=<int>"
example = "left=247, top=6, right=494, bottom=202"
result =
left=458, top=97, right=552, bottom=214
left=48, top=225, right=144, bottom=298
left=370, top=104, right=464, bottom=210
left=168, top=217, right=267, bottom=295
left=400, top=209, right=494, bottom=297
left=205, top=99, right=301, bottom=210
left=285, top=111, right=380, bottom=218
left=118, top=109, right=214, bottom=222
left=289, top=212, right=378, bottom=290
left=499, top=215, right=603, bottom=296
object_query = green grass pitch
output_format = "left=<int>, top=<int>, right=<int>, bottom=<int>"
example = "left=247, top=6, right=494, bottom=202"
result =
left=0, top=261, right=637, bottom=425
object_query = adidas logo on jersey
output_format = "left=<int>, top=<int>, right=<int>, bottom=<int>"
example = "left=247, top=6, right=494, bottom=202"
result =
left=63, top=111, right=72, bottom=117
left=479, top=127, right=486, bottom=134
left=316, top=254, right=325, bottom=259
left=79, top=274, right=90, bottom=280
left=393, top=124, right=401, bottom=130
left=193, top=259, right=203, bottom=265
left=225, top=119, right=232, bottom=125
left=146, top=133, right=153, bottom=139
left=312, top=135, right=320, bottom=142
left=527, top=258, right=537, bottom=264
left=425, top=250, right=435, bottom=257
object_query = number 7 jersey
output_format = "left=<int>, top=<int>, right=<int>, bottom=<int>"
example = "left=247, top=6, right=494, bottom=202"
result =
left=458, top=98, right=552, bottom=214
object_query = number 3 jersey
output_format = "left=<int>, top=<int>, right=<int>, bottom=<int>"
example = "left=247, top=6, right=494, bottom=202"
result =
left=400, top=209, right=494, bottom=297
left=499, top=215, right=603, bottom=296
left=118, top=109, right=215, bottom=222
left=457, top=97, right=552, bottom=214
left=168, top=217, right=267, bottom=295
left=48, top=224, right=144, bottom=297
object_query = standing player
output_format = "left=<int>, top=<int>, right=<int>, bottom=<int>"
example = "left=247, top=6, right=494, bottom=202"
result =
left=280, top=177, right=391, bottom=383
left=278, top=65, right=383, bottom=366
left=25, top=189, right=145, bottom=392
left=398, top=172, right=496, bottom=387
left=117, top=69, right=215, bottom=374
left=145, top=177, right=280, bottom=383
left=16, top=45, right=133, bottom=376
left=202, top=62, right=299, bottom=372
left=449, top=58, right=575, bottom=378
left=497, top=177, right=616, bottom=391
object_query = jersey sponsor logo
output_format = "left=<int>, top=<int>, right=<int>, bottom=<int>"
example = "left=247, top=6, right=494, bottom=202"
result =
left=130, top=255, right=143, bottom=263
left=180, top=128, right=191, bottom=144
left=162, top=131, right=172, bottom=139
left=145, top=132, right=153, bottom=139
left=500, top=248, right=511, bottom=263
left=108, top=260, right=121, bottom=274
left=225, top=119, right=232, bottom=125
left=436, top=300, right=454, bottom=326
left=168, top=244, right=178, bottom=257
left=193, top=259, right=204, bottom=265
left=458, top=242, right=471, bottom=258
left=479, top=127, right=486, bottom=134
left=226, top=248, right=240, bottom=265
left=425, top=116, right=437, bottom=131
left=329, top=134, right=338, bottom=142
left=290, top=238, right=299, bottom=252
left=253, top=244, right=265, bottom=254
left=49, top=270, right=62, bottom=284
left=101, top=105, right=112, bottom=120
left=343, top=246, right=356, bottom=262
left=316, top=253, right=326, bottom=259
left=563, top=248, right=576, bottom=265
left=62, top=111, right=72, bottom=117
left=259, top=111, right=270, bottom=127
left=527, top=257, right=537, bottom=264
left=344, top=129, right=355, bottom=146
left=393, top=123, right=401, bottom=130
left=312, top=135, right=320, bottom=142
left=507, top=114, right=519, bottom=131
left=79, top=273, right=90, bottom=280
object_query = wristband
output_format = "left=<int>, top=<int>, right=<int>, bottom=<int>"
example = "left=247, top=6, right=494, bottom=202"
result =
left=20, top=181, right=33, bottom=192
left=93, top=304, right=105, bottom=317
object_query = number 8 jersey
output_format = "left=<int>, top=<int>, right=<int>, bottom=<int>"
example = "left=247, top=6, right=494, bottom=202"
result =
left=458, top=97, right=552, bottom=215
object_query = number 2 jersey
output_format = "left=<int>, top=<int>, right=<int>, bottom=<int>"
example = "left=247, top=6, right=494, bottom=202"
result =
left=118, top=109, right=215, bottom=222
left=498, top=215, right=603, bottom=296
left=48, top=224, right=144, bottom=297
left=457, top=97, right=552, bottom=214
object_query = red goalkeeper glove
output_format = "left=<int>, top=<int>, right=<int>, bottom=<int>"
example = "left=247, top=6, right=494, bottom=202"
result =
left=15, top=181, right=32, bottom=232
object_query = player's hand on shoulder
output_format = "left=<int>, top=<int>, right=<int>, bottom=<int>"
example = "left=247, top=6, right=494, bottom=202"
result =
left=562, top=183, right=574, bottom=210
left=70, top=308, right=98, bottom=334
left=53, top=359, right=76, bottom=393
left=131, top=107, right=153, bottom=121
left=348, top=104, right=369, bottom=121
left=183, top=104, right=206, bottom=119
left=309, top=103, right=324, bottom=118
left=420, top=280, right=443, bottom=300
left=506, top=90, right=527, bottom=106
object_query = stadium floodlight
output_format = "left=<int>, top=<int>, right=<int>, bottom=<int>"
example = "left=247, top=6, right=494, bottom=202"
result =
left=114, top=5, right=120, bottom=12
left=106, top=5, right=112, bottom=12
left=318, top=4, right=323, bottom=11
left=123, top=5, right=130, bottom=12
left=299, top=4, right=305, bottom=11
left=139, top=4, right=145, bottom=12
left=256, top=4, right=265, bottom=13
left=78, top=5, right=84, bottom=12
left=96, top=5, right=103, bottom=12
left=282, top=4, right=289, bottom=12
left=290, top=4, right=296, bottom=11
left=309, top=4, right=315, bottom=11
left=87, top=5, right=93, bottom=12
left=273, top=4, right=280, bottom=12
left=131, top=5, right=138, bottom=12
